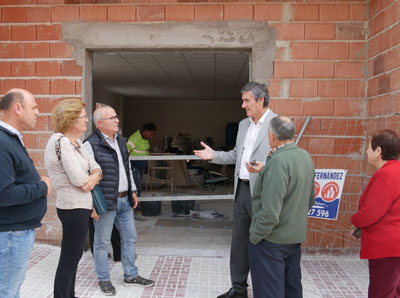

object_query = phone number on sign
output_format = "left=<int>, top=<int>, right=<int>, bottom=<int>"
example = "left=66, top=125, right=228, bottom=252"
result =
left=308, top=208, right=329, bottom=218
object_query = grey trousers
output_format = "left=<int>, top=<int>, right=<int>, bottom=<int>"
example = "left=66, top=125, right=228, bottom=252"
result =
left=230, top=180, right=252, bottom=294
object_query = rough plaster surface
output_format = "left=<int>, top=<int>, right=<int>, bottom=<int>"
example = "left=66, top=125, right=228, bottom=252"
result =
left=62, top=21, right=276, bottom=84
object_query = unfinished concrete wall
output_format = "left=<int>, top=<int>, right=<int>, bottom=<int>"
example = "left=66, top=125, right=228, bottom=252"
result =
left=61, top=21, right=276, bottom=84
left=0, top=0, right=382, bottom=253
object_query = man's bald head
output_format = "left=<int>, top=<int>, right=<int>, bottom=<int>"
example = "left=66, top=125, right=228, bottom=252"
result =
left=269, top=116, right=295, bottom=141
left=0, top=88, right=39, bottom=131
left=0, top=88, right=31, bottom=112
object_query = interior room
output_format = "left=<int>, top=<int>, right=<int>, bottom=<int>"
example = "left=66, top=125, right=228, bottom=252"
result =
left=92, top=50, right=251, bottom=219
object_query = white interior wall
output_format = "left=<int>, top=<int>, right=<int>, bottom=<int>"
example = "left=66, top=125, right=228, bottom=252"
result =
left=93, top=89, right=122, bottom=111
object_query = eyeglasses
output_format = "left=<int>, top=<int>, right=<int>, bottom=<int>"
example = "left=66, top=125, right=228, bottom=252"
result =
left=100, top=115, right=119, bottom=121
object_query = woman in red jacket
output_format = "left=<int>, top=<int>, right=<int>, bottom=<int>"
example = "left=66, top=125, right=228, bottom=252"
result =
left=351, top=129, right=400, bottom=298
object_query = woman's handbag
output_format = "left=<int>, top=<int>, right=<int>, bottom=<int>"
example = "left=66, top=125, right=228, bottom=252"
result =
left=91, top=185, right=107, bottom=216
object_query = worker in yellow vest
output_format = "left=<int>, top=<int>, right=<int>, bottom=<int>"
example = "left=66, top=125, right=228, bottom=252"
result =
left=127, top=123, right=157, bottom=215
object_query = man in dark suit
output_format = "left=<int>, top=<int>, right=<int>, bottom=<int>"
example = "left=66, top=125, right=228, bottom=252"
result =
left=194, top=82, right=277, bottom=298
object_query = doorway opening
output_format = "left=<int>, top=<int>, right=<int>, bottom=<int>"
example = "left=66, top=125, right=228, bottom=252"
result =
left=92, top=50, right=251, bottom=215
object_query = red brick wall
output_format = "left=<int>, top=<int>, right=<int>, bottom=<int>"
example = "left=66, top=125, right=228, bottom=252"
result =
left=0, top=0, right=395, bottom=252
left=367, top=0, right=400, bottom=115
left=362, top=0, right=400, bottom=248
left=366, top=0, right=400, bottom=157
left=262, top=2, right=367, bottom=253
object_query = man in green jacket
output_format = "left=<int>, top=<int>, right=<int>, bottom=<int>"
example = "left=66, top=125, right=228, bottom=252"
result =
left=246, top=116, right=315, bottom=298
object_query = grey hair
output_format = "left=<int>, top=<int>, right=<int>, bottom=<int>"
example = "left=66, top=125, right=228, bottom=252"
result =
left=92, top=105, right=111, bottom=127
left=270, top=116, right=295, bottom=141
left=240, top=81, right=269, bottom=107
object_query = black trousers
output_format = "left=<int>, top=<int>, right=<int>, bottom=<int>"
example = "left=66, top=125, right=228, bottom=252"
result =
left=230, top=181, right=252, bottom=294
left=249, top=240, right=302, bottom=298
left=131, top=163, right=143, bottom=196
left=54, top=208, right=91, bottom=298
left=89, top=218, right=121, bottom=261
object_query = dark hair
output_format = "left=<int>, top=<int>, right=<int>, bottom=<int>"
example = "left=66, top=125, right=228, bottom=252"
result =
left=240, top=81, right=269, bottom=108
left=0, top=91, right=24, bottom=111
left=142, top=122, right=157, bottom=132
left=371, top=129, right=400, bottom=160
left=270, top=116, right=295, bottom=141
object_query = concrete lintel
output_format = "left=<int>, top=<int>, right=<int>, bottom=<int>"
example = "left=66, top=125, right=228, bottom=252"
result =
left=62, top=20, right=276, bottom=83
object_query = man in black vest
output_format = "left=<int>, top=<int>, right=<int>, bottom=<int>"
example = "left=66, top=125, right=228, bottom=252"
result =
left=84, top=106, right=154, bottom=296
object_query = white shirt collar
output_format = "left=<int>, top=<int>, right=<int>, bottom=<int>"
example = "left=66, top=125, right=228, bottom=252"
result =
left=249, top=108, right=269, bottom=125
left=0, top=120, right=24, bottom=145
left=100, top=131, right=117, bottom=143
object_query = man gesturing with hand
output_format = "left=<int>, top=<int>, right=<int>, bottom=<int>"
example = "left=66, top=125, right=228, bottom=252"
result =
left=194, top=82, right=276, bottom=298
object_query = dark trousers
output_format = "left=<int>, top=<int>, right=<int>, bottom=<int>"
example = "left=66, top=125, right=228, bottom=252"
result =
left=368, top=257, right=400, bottom=298
left=89, top=218, right=121, bottom=261
left=230, top=181, right=252, bottom=294
left=54, top=208, right=91, bottom=298
left=249, top=240, right=302, bottom=298
left=131, top=164, right=143, bottom=196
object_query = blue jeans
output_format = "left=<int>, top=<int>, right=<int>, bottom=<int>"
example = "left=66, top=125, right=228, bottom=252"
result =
left=93, top=196, right=138, bottom=281
left=0, top=229, right=35, bottom=298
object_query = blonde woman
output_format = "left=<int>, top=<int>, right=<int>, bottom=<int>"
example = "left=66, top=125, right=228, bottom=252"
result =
left=45, top=99, right=102, bottom=298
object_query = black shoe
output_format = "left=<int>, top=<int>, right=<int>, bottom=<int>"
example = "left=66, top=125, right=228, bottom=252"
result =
left=99, top=281, right=116, bottom=296
left=124, top=275, right=154, bottom=287
left=134, top=210, right=147, bottom=221
left=217, top=288, right=248, bottom=298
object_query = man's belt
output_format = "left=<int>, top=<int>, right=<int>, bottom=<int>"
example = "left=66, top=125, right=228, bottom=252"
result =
left=238, top=178, right=250, bottom=185
left=118, top=191, right=127, bottom=197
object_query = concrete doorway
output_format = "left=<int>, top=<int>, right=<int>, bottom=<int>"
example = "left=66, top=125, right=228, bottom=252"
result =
left=91, top=49, right=252, bottom=219
left=61, top=20, right=276, bottom=247
left=62, top=20, right=276, bottom=118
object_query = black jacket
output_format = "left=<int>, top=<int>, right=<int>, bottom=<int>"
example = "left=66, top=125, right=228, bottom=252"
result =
left=84, top=129, right=133, bottom=210
left=0, top=126, right=48, bottom=232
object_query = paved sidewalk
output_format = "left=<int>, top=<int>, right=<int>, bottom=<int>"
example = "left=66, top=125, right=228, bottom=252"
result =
left=21, top=243, right=369, bottom=298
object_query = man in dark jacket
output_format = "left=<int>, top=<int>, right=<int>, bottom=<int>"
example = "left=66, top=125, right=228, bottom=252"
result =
left=0, top=88, right=52, bottom=297
left=84, top=106, right=154, bottom=296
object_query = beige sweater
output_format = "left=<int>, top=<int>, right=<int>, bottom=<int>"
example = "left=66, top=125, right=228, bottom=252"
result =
left=45, top=133, right=101, bottom=210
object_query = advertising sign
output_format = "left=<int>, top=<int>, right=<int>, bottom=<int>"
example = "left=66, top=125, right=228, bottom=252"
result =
left=308, top=169, right=347, bottom=220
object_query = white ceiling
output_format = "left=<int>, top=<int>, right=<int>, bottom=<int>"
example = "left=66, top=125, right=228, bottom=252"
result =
left=92, top=51, right=250, bottom=101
